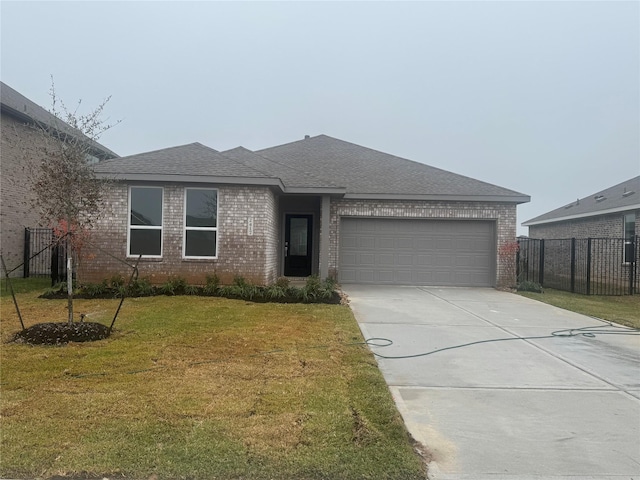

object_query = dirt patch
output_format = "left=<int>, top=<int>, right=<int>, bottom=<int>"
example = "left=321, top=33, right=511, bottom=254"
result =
left=12, top=321, right=110, bottom=345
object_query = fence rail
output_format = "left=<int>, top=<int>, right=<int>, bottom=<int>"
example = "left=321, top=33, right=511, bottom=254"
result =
left=23, top=228, right=67, bottom=285
left=517, top=236, right=638, bottom=296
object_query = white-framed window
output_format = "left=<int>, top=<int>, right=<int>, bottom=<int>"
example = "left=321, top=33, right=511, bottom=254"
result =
left=128, top=186, right=163, bottom=257
left=623, top=213, right=636, bottom=264
left=184, top=188, right=218, bottom=258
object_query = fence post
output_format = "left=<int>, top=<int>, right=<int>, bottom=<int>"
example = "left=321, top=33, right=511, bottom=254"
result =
left=570, top=237, right=576, bottom=293
left=630, top=235, right=637, bottom=296
left=539, top=239, right=545, bottom=286
left=586, top=238, right=592, bottom=295
left=516, top=238, right=521, bottom=282
left=23, top=228, right=30, bottom=278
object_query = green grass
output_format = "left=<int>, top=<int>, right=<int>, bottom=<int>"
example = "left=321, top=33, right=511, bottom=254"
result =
left=0, top=276, right=50, bottom=297
left=518, top=288, right=640, bottom=329
left=0, top=290, right=426, bottom=479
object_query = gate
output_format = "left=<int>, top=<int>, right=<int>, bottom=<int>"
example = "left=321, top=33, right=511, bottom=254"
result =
left=23, top=228, right=67, bottom=285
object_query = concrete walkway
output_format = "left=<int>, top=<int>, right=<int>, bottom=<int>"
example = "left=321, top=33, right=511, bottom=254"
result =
left=344, top=285, right=640, bottom=480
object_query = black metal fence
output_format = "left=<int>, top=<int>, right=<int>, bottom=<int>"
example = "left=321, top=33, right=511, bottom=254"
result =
left=23, top=228, right=67, bottom=285
left=517, top=236, right=639, bottom=295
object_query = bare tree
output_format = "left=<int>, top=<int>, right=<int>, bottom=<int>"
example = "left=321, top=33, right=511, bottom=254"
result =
left=29, top=79, right=119, bottom=324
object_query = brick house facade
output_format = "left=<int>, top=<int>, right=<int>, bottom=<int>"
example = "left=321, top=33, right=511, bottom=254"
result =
left=527, top=211, right=639, bottom=240
left=86, top=136, right=529, bottom=288
left=0, top=82, right=117, bottom=276
left=0, top=113, right=46, bottom=273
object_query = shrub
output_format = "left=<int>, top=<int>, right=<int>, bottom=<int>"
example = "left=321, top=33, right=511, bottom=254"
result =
left=185, top=284, right=201, bottom=295
left=265, top=284, right=287, bottom=300
left=203, top=273, right=220, bottom=295
left=160, top=276, right=187, bottom=296
left=82, top=280, right=109, bottom=297
left=129, top=277, right=154, bottom=297
left=109, top=274, right=125, bottom=289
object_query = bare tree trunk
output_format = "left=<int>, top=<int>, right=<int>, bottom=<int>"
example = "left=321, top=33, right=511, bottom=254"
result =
left=67, top=238, right=73, bottom=325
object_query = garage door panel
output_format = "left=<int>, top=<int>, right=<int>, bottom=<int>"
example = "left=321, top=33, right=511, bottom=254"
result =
left=339, top=218, right=495, bottom=286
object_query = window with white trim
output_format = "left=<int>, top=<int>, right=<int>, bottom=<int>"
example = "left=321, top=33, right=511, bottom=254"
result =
left=129, top=186, right=163, bottom=257
left=184, top=188, right=218, bottom=258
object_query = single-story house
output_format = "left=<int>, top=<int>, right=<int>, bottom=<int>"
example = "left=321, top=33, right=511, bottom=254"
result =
left=523, top=176, right=639, bottom=263
left=85, top=135, right=529, bottom=287
left=0, top=81, right=118, bottom=275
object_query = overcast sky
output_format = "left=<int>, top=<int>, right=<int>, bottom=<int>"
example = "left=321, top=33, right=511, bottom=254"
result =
left=2, top=1, right=639, bottom=235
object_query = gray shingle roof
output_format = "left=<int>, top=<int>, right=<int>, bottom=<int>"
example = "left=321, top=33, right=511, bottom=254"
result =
left=257, top=135, right=529, bottom=201
left=221, top=146, right=343, bottom=190
left=523, top=176, right=640, bottom=226
left=93, top=134, right=529, bottom=202
left=95, top=143, right=275, bottom=180
left=1, top=81, right=119, bottom=159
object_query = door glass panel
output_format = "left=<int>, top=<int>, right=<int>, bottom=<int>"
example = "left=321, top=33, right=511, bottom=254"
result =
left=290, top=218, right=308, bottom=256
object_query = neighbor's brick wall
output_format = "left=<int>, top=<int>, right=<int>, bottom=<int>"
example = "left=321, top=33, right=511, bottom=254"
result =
left=328, top=199, right=517, bottom=287
left=528, top=210, right=639, bottom=239
left=0, top=114, right=49, bottom=274
left=80, top=183, right=278, bottom=285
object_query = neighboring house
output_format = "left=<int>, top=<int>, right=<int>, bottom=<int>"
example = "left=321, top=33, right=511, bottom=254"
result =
left=0, top=81, right=118, bottom=275
left=86, top=135, right=529, bottom=287
left=523, top=176, right=639, bottom=262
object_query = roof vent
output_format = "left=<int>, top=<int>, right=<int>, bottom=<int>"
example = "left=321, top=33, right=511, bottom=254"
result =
left=594, top=195, right=606, bottom=202
left=304, top=135, right=310, bottom=139
left=623, top=190, right=635, bottom=197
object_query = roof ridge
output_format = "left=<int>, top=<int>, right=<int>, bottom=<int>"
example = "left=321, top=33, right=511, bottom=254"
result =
left=251, top=148, right=343, bottom=188
left=262, top=134, right=524, bottom=195
left=218, top=147, right=279, bottom=179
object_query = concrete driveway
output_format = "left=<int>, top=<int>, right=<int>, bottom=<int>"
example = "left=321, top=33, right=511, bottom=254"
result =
left=344, top=285, right=640, bottom=480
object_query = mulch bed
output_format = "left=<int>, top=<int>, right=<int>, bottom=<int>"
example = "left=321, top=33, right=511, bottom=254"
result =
left=12, top=322, right=110, bottom=345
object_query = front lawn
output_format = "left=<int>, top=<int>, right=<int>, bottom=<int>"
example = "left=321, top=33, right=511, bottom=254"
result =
left=0, top=287, right=426, bottom=479
left=518, top=288, right=640, bottom=329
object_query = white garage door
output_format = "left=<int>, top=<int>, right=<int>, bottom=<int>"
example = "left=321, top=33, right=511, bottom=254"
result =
left=339, top=218, right=496, bottom=286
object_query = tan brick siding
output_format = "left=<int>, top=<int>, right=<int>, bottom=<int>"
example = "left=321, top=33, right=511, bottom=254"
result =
left=329, top=199, right=517, bottom=287
left=79, top=184, right=278, bottom=285
left=528, top=211, right=639, bottom=239
left=0, top=114, right=47, bottom=275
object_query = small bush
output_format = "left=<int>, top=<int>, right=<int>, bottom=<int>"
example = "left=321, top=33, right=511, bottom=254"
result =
left=265, top=284, right=287, bottom=300
left=160, top=276, right=188, bottom=296
left=203, top=274, right=220, bottom=295
left=185, top=284, right=201, bottom=295
left=518, top=280, right=543, bottom=293
left=129, top=277, right=154, bottom=297
left=275, top=277, right=290, bottom=289
left=109, top=275, right=125, bottom=289
left=82, top=280, right=109, bottom=296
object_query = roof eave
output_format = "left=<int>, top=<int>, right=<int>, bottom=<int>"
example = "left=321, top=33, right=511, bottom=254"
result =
left=95, top=172, right=286, bottom=191
left=344, top=193, right=531, bottom=203
left=523, top=203, right=640, bottom=227
left=283, top=186, right=347, bottom=195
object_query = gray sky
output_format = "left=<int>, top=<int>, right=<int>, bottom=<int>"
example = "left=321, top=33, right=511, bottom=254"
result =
left=2, top=1, right=639, bottom=235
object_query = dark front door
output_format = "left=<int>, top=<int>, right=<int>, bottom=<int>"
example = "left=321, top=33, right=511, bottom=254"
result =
left=284, top=214, right=313, bottom=277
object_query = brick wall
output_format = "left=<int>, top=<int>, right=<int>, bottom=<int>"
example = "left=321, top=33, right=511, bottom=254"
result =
left=528, top=210, right=640, bottom=239
left=79, top=183, right=278, bottom=285
left=0, top=114, right=48, bottom=274
left=328, top=199, right=517, bottom=287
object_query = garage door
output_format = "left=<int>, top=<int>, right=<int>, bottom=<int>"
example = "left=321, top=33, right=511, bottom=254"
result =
left=339, top=218, right=495, bottom=286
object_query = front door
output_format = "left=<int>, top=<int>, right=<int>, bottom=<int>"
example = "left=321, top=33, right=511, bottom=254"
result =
left=284, top=214, right=313, bottom=277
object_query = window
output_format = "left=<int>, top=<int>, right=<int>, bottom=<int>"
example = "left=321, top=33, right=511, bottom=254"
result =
left=184, top=188, right=218, bottom=258
left=624, top=213, right=636, bottom=263
left=129, top=186, right=163, bottom=257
